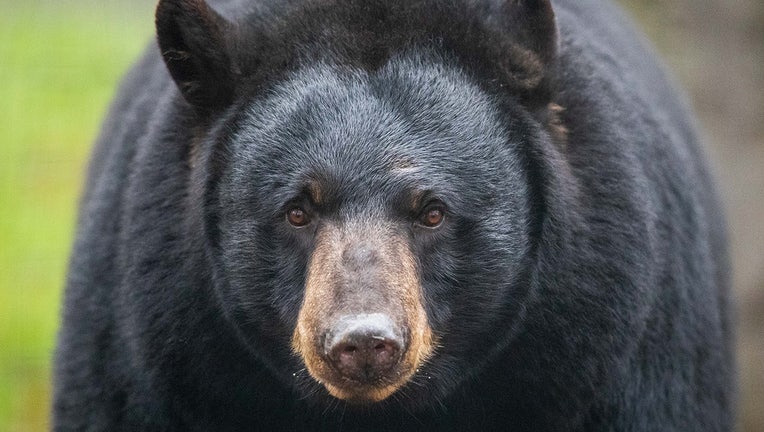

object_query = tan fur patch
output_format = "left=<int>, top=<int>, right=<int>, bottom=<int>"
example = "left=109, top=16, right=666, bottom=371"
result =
left=292, top=220, right=435, bottom=402
left=307, top=180, right=324, bottom=205
left=547, top=102, right=569, bottom=146
left=390, top=158, right=415, bottom=171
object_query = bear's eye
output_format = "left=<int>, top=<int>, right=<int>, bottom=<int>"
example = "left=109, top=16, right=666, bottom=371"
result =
left=286, top=207, right=311, bottom=227
left=418, top=204, right=445, bottom=228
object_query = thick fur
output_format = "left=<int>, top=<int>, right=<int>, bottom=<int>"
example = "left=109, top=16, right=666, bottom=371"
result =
left=53, top=0, right=734, bottom=430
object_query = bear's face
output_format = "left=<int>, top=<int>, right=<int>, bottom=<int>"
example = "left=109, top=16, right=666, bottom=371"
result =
left=206, top=56, right=536, bottom=406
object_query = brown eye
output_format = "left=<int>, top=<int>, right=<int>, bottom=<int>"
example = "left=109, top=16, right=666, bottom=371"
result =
left=287, top=207, right=310, bottom=227
left=419, top=206, right=445, bottom=228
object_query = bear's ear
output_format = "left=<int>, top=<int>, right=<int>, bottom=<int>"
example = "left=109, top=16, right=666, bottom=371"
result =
left=490, top=0, right=558, bottom=93
left=156, top=0, right=236, bottom=109
left=502, top=0, right=558, bottom=63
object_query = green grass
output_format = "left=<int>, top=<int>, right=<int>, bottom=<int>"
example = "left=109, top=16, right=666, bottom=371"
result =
left=0, top=1, right=153, bottom=429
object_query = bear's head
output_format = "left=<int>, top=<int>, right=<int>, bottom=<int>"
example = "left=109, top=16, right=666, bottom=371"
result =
left=156, top=0, right=562, bottom=407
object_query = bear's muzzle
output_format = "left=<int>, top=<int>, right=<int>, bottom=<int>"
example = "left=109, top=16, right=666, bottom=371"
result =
left=292, top=220, right=434, bottom=403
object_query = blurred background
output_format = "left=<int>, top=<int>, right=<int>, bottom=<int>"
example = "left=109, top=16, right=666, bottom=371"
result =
left=0, top=0, right=761, bottom=430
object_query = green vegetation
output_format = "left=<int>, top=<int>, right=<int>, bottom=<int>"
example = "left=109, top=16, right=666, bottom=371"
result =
left=0, top=1, right=153, bottom=429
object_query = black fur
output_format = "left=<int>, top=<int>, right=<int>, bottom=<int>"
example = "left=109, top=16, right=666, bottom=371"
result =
left=53, top=0, right=734, bottom=430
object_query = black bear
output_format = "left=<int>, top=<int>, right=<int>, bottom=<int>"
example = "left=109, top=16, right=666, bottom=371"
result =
left=53, top=0, right=735, bottom=430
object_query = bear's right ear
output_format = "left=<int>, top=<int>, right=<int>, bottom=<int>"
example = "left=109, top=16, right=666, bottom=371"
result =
left=156, top=0, right=236, bottom=109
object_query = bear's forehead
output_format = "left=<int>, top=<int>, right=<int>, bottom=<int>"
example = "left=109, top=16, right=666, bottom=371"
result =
left=222, top=55, right=527, bottom=212
left=235, top=55, right=510, bottom=164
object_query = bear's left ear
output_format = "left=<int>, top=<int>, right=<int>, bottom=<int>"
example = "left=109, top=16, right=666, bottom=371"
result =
left=502, top=0, right=558, bottom=62
left=489, top=1, right=567, bottom=141
left=156, top=0, right=236, bottom=109
left=490, top=0, right=558, bottom=93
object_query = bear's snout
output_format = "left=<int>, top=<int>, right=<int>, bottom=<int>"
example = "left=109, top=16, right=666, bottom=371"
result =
left=292, top=221, right=435, bottom=403
left=324, top=314, right=404, bottom=383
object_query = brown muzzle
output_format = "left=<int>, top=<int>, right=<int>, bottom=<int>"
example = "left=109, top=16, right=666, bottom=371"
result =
left=292, top=220, right=434, bottom=403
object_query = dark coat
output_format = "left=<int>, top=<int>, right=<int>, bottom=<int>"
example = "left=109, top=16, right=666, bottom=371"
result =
left=53, top=0, right=734, bottom=430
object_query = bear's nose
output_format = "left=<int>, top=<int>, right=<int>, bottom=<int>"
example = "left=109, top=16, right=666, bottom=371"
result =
left=324, top=314, right=403, bottom=383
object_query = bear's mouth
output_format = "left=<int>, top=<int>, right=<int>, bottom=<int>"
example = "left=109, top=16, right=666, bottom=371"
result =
left=319, top=375, right=411, bottom=404
left=292, top=313, right=426, bottom=404
left=318, top=316, right=415, bottom=403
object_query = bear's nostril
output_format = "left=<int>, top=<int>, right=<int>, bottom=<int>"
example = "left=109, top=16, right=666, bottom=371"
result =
left=325, top=314, right=404, bottom=383
left=329, top=336, right=401, bottom=382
